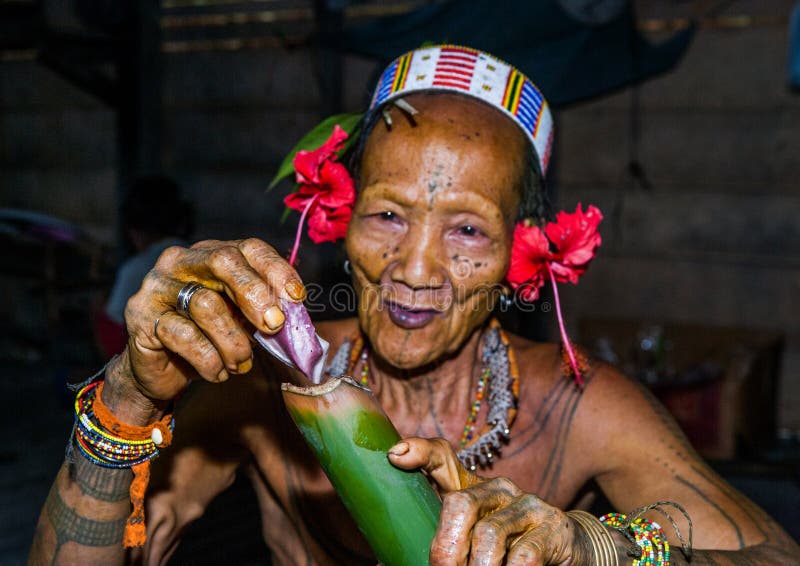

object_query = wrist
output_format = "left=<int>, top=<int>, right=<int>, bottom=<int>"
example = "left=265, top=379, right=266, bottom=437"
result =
left=566, top=510, right=619, bottom=566
left=102, top=350, right=170, bottom=427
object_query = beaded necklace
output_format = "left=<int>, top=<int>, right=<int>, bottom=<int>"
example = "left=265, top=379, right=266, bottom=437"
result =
left=333, top=319, right=519, bottom=470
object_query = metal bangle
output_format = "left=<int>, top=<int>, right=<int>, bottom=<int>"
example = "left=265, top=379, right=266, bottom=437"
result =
left=566, top=510, right=620, bottom=566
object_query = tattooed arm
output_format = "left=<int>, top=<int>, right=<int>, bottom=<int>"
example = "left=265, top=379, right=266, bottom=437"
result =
left=583, top=362, right=799, bottom=564
left=29, top=355, right=162, bottom=565
left=28, top=352, right=253, bottom=565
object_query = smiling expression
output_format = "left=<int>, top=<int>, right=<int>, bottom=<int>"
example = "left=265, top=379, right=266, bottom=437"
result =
left=344, top=93, right=528, bottom=369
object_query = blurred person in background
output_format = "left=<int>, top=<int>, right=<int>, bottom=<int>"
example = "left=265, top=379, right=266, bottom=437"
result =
left=93, top=176, right=193, bottom=358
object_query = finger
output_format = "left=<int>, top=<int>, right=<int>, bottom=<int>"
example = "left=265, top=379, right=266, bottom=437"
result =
left=468, top=494, right=547, bottom=566
left=191, top=238, right=306, bottom=304
left=183, top=285, right=254, bottom=374
left=238, top=238, right=306, bottom=301
left=430, top=478, right=522, bottom=566
left=153, top=310, right=229, bottom=383
left=388, top=437, right=481, bottom=492
left=129, top=272, right=255, bottom=374
left=191, top=243, right=285, bottom=333
left=505, top=538, right=545, bottom=566
left=157, top=241, right=296, bottom=334
left=505, top=501, right=573, bottom=566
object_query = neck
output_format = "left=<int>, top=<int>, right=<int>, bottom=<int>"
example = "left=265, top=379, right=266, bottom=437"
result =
left=365, top=323, right=488, bottom=440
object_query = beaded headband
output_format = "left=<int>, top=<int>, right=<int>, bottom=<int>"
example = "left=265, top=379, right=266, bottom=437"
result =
left=370, top=44, right=554, bottom=176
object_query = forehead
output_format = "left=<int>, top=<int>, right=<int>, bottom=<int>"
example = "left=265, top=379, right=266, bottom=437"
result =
left=359, top=93, right=528, bottom=213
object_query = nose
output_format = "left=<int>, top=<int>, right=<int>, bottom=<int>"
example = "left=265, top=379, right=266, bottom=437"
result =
left=389, top=222, right=446, bottom=289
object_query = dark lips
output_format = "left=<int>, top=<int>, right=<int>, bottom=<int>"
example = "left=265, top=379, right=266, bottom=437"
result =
left=386, top=302, right=439, bottom=329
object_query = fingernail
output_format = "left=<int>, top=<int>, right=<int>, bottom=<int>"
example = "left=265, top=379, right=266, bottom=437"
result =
left=263, top=305, right=285, bottom=331
left=285, top=280, right=306, bottom=301
left=388, top=442, right=409, bottom=456
left=236, top=357, right=253, bottom=374
left=217, top=368, right=229, bottom=382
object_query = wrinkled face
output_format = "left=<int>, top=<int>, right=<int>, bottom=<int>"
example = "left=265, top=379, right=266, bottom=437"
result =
left=344, top=94, right=527, bottom=369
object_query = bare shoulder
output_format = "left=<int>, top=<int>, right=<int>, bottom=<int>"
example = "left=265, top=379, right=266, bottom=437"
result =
left=506, top=333, right=687, bottom=474
left=568, top=355, right=699, bottom=476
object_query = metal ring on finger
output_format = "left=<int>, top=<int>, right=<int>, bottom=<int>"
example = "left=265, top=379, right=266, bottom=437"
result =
left=153, top=308, right=173, bottom=338
left=176, top=281, right=206, bottom=321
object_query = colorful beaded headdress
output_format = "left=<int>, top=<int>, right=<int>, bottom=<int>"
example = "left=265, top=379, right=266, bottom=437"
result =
left=370, top=44, right=554, bottom=176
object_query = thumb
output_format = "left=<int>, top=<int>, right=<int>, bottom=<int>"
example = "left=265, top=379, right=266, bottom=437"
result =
left=387, top=437, right=482, bottom=493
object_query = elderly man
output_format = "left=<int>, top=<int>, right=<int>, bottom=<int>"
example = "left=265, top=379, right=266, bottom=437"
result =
left=30, top=46, right=798, bottom=565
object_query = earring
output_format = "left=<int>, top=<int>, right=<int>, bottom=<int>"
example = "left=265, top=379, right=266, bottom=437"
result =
left=343, top=259, right=352, bottom=275
left=499, top=290, right=513, bottom=309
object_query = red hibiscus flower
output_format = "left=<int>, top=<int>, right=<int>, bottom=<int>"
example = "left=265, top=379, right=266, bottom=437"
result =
left=293, top=124, right=349, bottom=186
left=284, top=126, right=356, bottom=214
left=284, top=125, right=357, bottom=264
left=506, top=203, right=603, bottom=386
left=307, top=204, right=352, bottom=244
left=545, top=204, right=603, bottom=284
left=506, top=221, right=551, bottom=302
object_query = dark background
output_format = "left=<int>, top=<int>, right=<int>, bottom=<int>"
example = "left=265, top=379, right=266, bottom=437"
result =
left=1, top=0, right=798, bottom=563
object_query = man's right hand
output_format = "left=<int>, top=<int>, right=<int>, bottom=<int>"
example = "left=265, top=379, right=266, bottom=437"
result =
left=107, top=238, right=305, bottom=424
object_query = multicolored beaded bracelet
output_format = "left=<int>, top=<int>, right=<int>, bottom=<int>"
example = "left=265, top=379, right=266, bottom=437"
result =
left=72, top=380, right=174, bottom=548
left=600, top=512, right=670, bottom=566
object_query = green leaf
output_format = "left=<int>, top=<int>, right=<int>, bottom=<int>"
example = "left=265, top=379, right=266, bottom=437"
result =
left=268, top=112, right=362, bottom=191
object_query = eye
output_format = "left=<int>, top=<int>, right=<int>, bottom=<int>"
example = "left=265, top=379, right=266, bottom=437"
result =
left=377, top=211, right=401, bottom=223
left=458, top=225, right=481, bottom=237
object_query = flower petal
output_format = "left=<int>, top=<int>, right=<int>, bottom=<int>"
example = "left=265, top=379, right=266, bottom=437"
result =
left=307, top=205, right=352, bottom=243
left=545, top=204, right=603, bottom=275
left=317, top=161, right=356, bottom=209
left=507, top=222, right=550, bottom=300
left=283, top=184, right=320, bottom=212
left=292, top=125, right=350, bottom=185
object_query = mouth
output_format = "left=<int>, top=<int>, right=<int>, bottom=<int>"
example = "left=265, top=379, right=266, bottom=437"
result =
left=385, top=301, right=441, bottom=329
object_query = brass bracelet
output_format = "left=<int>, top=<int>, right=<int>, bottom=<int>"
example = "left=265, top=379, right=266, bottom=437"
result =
left=566, top=510, right=620, bottom=566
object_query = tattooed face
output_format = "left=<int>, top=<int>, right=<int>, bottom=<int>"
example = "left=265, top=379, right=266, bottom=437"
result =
left=345, top=94, right=527, bottom=369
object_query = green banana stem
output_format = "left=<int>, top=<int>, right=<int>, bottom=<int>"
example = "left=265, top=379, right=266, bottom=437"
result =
left=282, top=377, right=442, bottom=566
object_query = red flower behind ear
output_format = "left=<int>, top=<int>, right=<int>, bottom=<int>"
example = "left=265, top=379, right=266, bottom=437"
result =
left=293, top=125, right=349, bottom=186
left=506, top=203, right=603, bottom=386
left=507, top=221, right=551, bottom=301
left=285, top=125, right=355, bottom=216
left=545, top=204, right=603, bottom=284
left=507, top=204, right=602, bottom=298
left=284, top=125, right=356, bottom=259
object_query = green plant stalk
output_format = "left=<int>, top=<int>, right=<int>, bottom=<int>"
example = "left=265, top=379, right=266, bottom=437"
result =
left=282, top=377, right=441, bottom=566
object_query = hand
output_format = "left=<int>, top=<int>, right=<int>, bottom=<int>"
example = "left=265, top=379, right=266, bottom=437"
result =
left=388, top=438, right=589, bottom=566
left=112, top=238, right=305, bottom=412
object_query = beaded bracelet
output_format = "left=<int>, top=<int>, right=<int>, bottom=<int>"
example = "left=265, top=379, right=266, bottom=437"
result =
left=600, top=512, right=670, bottom=566
left=72, top=380, right=174, bottom=548
left=74, top=383, right=171, bottom=466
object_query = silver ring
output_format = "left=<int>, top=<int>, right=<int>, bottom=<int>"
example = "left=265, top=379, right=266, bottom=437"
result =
left=176, top=282, right=205, bottom=320
left=153, top=308, right=173, bottom=337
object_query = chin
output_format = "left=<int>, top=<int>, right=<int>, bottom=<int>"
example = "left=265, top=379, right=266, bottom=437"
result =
left=361, top=308, right=483, bottom=370
left=360, top=309, right=446, bottom=369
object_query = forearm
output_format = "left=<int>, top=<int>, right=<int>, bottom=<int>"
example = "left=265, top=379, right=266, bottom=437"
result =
left=668, top=542, right=799, bottom=565
left=29, top=354, right=167, bottom=565
left=571, top=509, right=799, bottom=566
left=603, top=527, right=799, bottom=566
left=29, top=452, right=132, bottom=564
